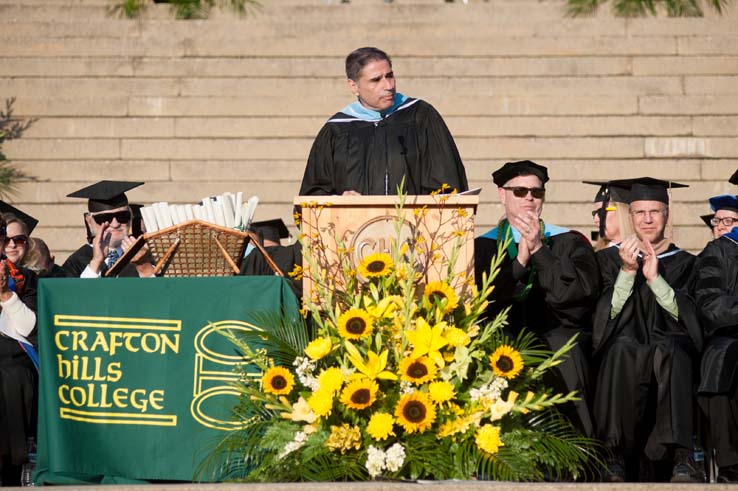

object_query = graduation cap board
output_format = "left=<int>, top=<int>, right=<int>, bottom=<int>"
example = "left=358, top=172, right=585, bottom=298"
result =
left=701, top=214, right=715, bottom=228
left=604, top=177, right=689, bottom=204
left=582, top=181, right=631, bottom=204
left=730, top=169, right=738, bottom=185
left=0, top=201, right=38, bottom=234
left=67, top=181, right=144, bottom=212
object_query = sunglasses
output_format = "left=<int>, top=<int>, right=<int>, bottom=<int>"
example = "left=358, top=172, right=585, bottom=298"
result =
left=503, top=186, right=546, bottom=199
left=90, top=210, right=132, bottom=225
left=4, top=235, right=28, bottom=247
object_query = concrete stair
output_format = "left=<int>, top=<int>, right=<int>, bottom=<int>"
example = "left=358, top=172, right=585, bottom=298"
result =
left=1, top=0, right=737, bottom=257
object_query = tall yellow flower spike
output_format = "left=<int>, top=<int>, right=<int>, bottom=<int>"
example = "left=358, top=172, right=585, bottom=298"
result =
left=345, top=341, right=398, bottom=381
left=406, top=317, right=449, bottom=367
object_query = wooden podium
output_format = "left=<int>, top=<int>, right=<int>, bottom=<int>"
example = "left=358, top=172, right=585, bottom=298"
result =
left=295, top=195, right=478, bottom=299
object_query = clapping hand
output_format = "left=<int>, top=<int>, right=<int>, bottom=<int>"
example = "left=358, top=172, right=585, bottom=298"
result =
left=641, top=238, right=659, bottom=282
left=512, top=211, right=542, bottom=267
left=619, top=235, right=640, bottom=275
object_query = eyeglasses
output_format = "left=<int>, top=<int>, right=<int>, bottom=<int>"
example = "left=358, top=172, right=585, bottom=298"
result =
left=591, top=206, right=617, bottom=218
left=89, top=210, right=131, bottom=225
left=503, top=186, right=545, bottom=199
left=711, top=216, right=738, bottom=227
left=630, top=208, right=667, bottom=219
left=4, top=235, right=27, bottom=247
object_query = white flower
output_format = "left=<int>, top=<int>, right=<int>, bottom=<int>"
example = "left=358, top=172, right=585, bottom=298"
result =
left=365, top=445, right=386, bottom=477
left=470, top=376, right=508, bottom=404
left=277, top=431, right=308, bottom=460
left=384, top=443, right=406, bottom=472
left=400, top=381, right=415, bottom=395
left=293, top=356, right=318, bottom=390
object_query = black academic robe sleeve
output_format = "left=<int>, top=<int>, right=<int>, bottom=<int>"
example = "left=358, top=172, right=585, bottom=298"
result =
left=300, top=123, right=338, bottom=196
left=415, top=102, right=468, bottom=195
left=695, top=238, right=738, bottom=336
left=530, top=232, right=600, bottom=327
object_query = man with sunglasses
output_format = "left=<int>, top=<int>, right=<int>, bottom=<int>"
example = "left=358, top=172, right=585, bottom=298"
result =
left=474, top=160, right=599, bottom=442
left=63, top=181, right=154, bottom=278
left=592, top=177, right=703, bottom=483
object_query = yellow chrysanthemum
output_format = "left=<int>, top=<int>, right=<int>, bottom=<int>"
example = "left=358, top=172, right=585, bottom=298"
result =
left=307, top=389, right=334, bottom=417
left=490, top=345, right=525, bottom=380
left=325, top=423, right=362, bottom=454
left=358, top=252, right=393, bottom=278
left=476, top=424, right=504, bottom=455
left=317, top=367, right=344, bottom=394
left=304, top=336, right=332, bottom=360
left=395, top=392, right=436, bottom=434
left=340, top=379, right=378, bottom=410
left=337, top=308, right=373, bottom=340
left=399, top=356, right=437, bottom=385
left=428, top=381, right=455, bottom=404
left=423, top=281, right=459, bottom=314
left=262, top=366, right=294, bottom=395
left=444, top=327, right=470, bottom=347
left=366, top=412, right=395, bottom=441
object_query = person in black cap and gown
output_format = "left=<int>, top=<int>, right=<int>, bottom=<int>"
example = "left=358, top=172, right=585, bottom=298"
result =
left=240, top=219, right=302, bottom=297
left=299, top=47, right=468, bottom=196
left=693, top=187, right=738, bottom=483
left=0, top=214, right=39, bottom=486
left=475, top=160, right=599, bottom=440
left=592, top=177, right=703, bottom=483
left=63, top=181, right=154, bottom=278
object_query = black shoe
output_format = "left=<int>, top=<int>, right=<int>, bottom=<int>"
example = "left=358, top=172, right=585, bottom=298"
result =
left=670, top=449, right=705, bottom=483
left=718, top=464, right=738, bottom=483
left=603, top=456, right=626, bottom=483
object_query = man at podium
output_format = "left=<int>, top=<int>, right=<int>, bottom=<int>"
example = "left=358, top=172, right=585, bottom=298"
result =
left=299, top=47, right=468, bottom=196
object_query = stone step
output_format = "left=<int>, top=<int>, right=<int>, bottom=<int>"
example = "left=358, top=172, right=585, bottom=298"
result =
left=21, top=115, right=705, bottom=139
left=5, top=54, right=738, bottom=78
left=12, top=158, right=729, bottom=184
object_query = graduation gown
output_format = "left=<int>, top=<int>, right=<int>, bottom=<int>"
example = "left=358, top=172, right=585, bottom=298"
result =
left=239, top=243, right=302, bottom=298
left=592, top=244, right=701, bottom=460
left=0, top=267, right=38, bottom=467
left=694, top=233, right=738, bottom=467
left=61, top=244, right=139, bottom=278
left=299, top=97, right=468, bottom=196
left=475, top=224, right=599, bottom=437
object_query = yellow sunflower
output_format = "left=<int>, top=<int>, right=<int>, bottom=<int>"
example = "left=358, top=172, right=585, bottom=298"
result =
left=366, top=412, right=395, bottom=441
left=476, top=424, right=504, bottom=455
left=337, top=308, right=373, bottom=340
left=340, top=379, right=378, bottom=410
left=358, top=252, right=393, bottom=278
left=261, top=366, right=294, bottom=395
left=490, top=345, right=524, bottom=380
left=399, top=356, right=437, bottom=385
left=395, top=392, right=437, bottom=434
left=428, top=381, right=455, bottom=404
left=423, top=281, right=459, bottom=314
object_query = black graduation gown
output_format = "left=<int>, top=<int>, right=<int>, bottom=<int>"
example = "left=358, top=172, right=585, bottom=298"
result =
left=299, top=99, right=468, bottom=196
left=239, top=243, right=302, bottom=298
left=0, top=267, right=38, bottom=468
left=475, top=229, right=599, bottom=437
left=61, top=244, right=139, bottom=278
left=694, top=235, right=738, bottom=467
left=592, top=244, right=701, bottom=460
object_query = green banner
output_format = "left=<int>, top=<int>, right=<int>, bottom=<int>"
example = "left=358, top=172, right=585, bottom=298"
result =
left=35, top=276, right=299, bottom=484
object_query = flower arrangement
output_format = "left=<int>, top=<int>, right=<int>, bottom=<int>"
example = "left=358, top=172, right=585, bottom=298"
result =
left=205, top=193, right=597, bottom=482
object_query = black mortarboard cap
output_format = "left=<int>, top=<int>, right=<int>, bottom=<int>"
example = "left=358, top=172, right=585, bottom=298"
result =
left=492, top=160, right=549, bottom=187
left=730, top=169, right=738, bottom=185
left=67, top=180, right=144, bottom=212
left=606, top=177, right=688, bottom=204
left=582, top=180, right=631, bottom=204
left=700, top=214, right=715, bottom=229
left=709, top=194, right=738, bottom=213
left=0, top=200, right=38, bottom=234
left=250, top=219, right=289, bottom=243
